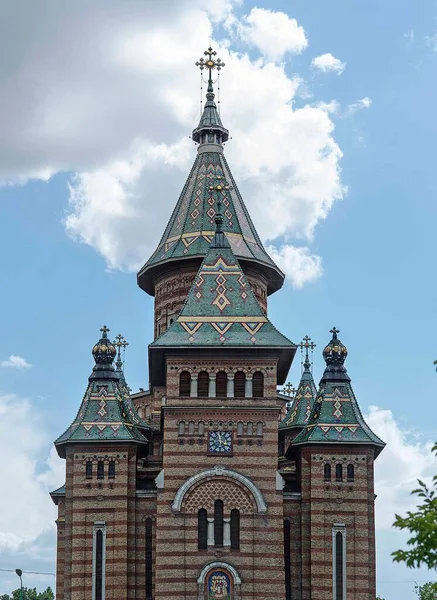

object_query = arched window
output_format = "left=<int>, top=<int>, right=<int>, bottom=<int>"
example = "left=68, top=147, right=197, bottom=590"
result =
left=347, top=464, right=354, bottom=482
left=214, top=499, right=224, bottom=546
left=230, top=509, right=240, bottom=550
left=198, top=508, right=208, bottom=550
left=198, top=421, right=205, bottom=436
left=95, top=529, right=104, bottom=600
left=247, top=422, right=253, bottom=436
left=198, top=371, right=209, bottom=397
left=334, top=530, right=345, bottom=600
left=253, top=371, right=264, bottom=397
left=179, top=371, right=191, bottom=397
left=324, top=463, right=332, bottom=481
left=97, top=461, right=104, bottom=480
left=256, top=422, right=263, bottom=436
left=86, top=461, right=93, bottom=479
left=108, top=461, right=116, bottom=479
left=188, top=421, right=195, bottom=435
left=336, top=464, right=343, bottom=482
left=237, top=421, right=244, bottom=436
left=216, top=371, right=227, bottom=398
left=234, top=371, right=246, bottom=398
left=178, top=421, right=185, bottom=435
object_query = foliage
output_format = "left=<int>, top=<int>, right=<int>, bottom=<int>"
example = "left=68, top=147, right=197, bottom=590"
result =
left=392, top=443, right=437, bottom=569
left=4, top=587, right=54, bottom=600
left=415, top=582, right=437, bottom=600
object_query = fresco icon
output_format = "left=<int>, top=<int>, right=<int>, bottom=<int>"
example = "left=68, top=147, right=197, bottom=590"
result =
left=207, top=570, right=231, bottom=599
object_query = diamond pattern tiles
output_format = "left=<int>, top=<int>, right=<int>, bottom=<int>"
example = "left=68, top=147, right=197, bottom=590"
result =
left=280, top=366, right=317, bottom=430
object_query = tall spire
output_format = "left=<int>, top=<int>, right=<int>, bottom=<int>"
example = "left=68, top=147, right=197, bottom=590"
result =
left=192, top=46, right=229, bottom=147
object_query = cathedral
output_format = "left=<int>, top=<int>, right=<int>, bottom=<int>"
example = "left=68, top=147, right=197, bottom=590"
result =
left=50, top=48, right=385, bottom=600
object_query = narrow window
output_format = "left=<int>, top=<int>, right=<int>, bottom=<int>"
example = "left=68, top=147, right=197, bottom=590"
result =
left=198, top=509, right=208, bottom=550
left=333, top=528, right=346, bottom=600
left=188, top=421, right=195, bottom=435
left=198, top=421, right=205, bottom=436
left=169, top=318, right=174, bottom=326
left=230, top=509, right=240, bottom=550
left=284, top=519, right=291, bottom=600
left=86, top=461, right=93, bottom=479
left=234, top=372, right=246, bottom=398
left=179, top=371, right=191, bottom=397
left=253, top=371, right=264, bottom=397
left=237, top=422, right=243, bottom=436
left=97, top=461, right=104, bottom=480
left=324, top=463, right=332, bottom=481
left=108, top=461, right=115, bottom=479
left=157, top=323, right=161, bottom=336
left=198, top=371, right=209, bottom=397
left=93, top=523, right=106, bottom=600
left=178, top=421, right=185, bottom=435
left=148, top=442, right=154, bottom=456
left=145, top=518, right=153, bottom=600
left=336, top=464, right=343, bottom=482
left=214, top=500, right=224, bottom=546
left=216, top=371, right=227, bottom=398
left=347, top=464, right=354, bottom=482
left=256, top=422, right=263, bottom=436
left=247, top=421, right=253, bottom=436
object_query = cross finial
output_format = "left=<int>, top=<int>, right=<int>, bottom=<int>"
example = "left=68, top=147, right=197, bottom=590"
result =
left=196, top=46, right=225, bottom=84
left=330, top=327, right=340, bottom=339
left=100, top=325, right=110, bottom=338
left=299, top=335, right=316, bottom=370
left=283, top=382, right=296, bottom=398
left=208, top=175, right=233, bottom=232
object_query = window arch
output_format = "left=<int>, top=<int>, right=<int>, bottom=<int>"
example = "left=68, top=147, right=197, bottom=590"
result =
left=108, top=461, right=116, bottom=479
left=179, top=371, right=191, bottom=397
left=198, top=421, right=205, bottom=436
left=247, top=422, right=253, bottom=436
left=214, top=500, right=224, bottom=546
left=198, top=508, right=208, bottom=550
left=216, top=371, right=227, bottom=398
left=253, top=371, right=264, bottom=397
left=237, top=422, right=244, bottom=436
left=347, top=464, right=354, bottom=482
left=324, top=463, right=332, bottom=481
left=188, top=421, right=195, bottom=435
left=230, top=509, right=240, bottom=550
left=334, top=530, right=345, bottom=600
left=336, top=464, right=343, bottom=482
left=234, top=371, right=246, bottom=398
left=97, top=461, right=104, bottom=480
left=178, top=421, right=185, bottom=435
left=198, top=371, right=209, bottom=397
left=86, top=461, right=93, bottom=479
left=256, top=422, right=263, bottom=436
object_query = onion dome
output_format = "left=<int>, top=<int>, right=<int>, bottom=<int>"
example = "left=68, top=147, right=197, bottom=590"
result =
left=90, top=325, right=117, bottom=380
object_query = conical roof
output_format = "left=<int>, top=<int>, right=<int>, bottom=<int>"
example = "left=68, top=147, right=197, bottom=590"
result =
left=137, top=53, right=284, bottom=296
left=292, top=328, right=385, bottom=455
left=55, top=327, right=150, bottom=457
left=280, top=341, right=317, bottom=430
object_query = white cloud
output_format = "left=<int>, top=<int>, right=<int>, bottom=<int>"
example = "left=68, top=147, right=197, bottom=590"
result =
left=0, top=394, right=63, bottom=552
left=312, top=52, right=346, bottom=74
left=346, top=96, right=372, bottom=116
left=365, top=406, right=437, bottom=531
left=237, top=7, right=308, bottom=61
left=266, top=244, right=322, bottom=288
left=1, top=355, right=32, bottom=369
left=426, top=31, right=437, bottom=52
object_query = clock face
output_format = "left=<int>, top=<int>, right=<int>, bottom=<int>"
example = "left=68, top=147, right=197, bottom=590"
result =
left=208, top=430, right=232, bottom=453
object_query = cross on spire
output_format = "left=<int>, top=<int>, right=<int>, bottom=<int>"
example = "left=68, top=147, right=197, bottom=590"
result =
left=330, top=327, right=340, bottom=339
left=196, top=46, right=225, bottom=85
left=100, top=325, right=110, bottom=338
left=299, top=335, right=316, bottom=372
left=113, top=334, right=129, bottom=367
left=282, top=382, right=296, bottom=398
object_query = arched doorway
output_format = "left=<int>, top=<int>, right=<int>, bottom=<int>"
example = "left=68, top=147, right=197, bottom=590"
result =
left=197, top=562, right=242, bottom=600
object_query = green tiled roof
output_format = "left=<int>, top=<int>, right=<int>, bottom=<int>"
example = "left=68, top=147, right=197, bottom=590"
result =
left=280, top=356, right=316, bottom=430
left=151, top=237, right=295, bottom=349
left=292, top=329, right=385, bottom=454
left=137, top=150, right=284, bottom=295
left=55, top=328, right=150, bottom=457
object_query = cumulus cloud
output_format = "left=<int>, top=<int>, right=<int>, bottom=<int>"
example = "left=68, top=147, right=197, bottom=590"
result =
left=312, top=52, right=346, bottom=74
left=237, top=7, right=308, bottom=61
left=1, top=355, right=32, bottom=369
left=365, top=406, right=437, bottom=531
left=345, top=96, right=372, bottom=116
left=266, top=244, right=322, bottom=288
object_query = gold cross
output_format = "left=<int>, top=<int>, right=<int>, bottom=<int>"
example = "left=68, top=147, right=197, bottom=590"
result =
left=196, top=46, right=225, bottom=80
left=283, top=382, right=296, bottom=397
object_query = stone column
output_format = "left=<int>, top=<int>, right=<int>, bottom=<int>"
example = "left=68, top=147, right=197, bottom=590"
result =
left=209, top=374, right=216, bottom=398
left=227, top=374, right=234, bottom=398
left=245, top=374, right=253, bottom=398
left=224, top=517, right=231, bottom=547
left=207, top=517, right=214, bottom=547
left=190, top=375, right=198, bottom=398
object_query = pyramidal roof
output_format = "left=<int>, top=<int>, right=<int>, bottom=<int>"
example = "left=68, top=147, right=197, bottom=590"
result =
left=137, top=49, right=284, bottom=296
left=55, top=327, right=150, bottom=457
left=151, top=217, right=295, bottom=352
left=280, top=342, right=317, bottom=430
left=292, top=329, right=385, bottom=455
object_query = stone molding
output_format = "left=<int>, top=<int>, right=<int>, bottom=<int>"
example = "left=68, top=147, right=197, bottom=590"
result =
left=171, top=465, right=267, bottom=514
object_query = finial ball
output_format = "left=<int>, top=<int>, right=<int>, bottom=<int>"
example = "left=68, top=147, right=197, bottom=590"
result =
left=93, top=326, right=116, bottom=365
left=323, top=327, right=348, bottom=366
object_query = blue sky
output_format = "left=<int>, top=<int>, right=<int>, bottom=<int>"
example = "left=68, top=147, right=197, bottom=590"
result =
left=0, top=1, right=436, bottom=598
